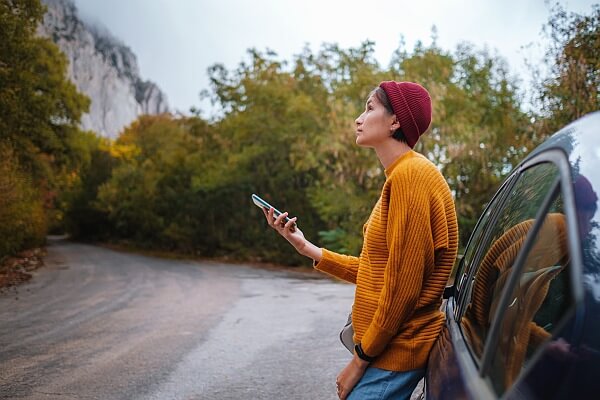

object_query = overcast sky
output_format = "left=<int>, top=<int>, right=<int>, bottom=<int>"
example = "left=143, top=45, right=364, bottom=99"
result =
left=73, top=0, right=597, bottom=116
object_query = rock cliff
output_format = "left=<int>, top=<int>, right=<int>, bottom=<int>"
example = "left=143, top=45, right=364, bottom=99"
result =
left=39, top=0, right=169, bottom=138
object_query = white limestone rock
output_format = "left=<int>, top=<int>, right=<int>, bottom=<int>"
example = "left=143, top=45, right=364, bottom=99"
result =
left=39, top=0, right=169, bottom=138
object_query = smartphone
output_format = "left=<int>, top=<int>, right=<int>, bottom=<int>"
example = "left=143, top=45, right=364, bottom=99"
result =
left=251, top=193, right=296, bottom=230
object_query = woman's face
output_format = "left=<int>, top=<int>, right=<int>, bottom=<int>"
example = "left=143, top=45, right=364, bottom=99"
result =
left=354, top=93, right=397, bottom=148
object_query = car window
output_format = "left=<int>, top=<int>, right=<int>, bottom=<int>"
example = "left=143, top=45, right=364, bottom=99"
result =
left=459, top=162, right=560, bottom=362
left=487, top=195, right=572, bottom=396
left=455, top=179, right=510, bottom=318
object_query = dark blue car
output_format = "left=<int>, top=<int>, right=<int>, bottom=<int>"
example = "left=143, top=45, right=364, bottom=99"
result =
left=426, top=112, right=600, bottom=399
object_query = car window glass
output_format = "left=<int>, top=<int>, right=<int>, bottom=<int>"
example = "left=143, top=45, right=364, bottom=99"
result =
left=455, top=177, right=518, bottom=316
left=455, top=194, right=499, bottom=316
left=459, top=162, right=560, bottom=362
left=487, top=194, right=572, bottom=396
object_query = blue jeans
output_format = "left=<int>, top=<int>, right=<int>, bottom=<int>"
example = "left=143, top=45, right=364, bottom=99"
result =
left=347, top=367, right=425, bottom=400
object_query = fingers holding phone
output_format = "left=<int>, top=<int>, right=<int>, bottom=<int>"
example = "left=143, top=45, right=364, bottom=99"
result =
left=253, top=193, right=321, bottom=262
left=253, top=193, right=306, bottom=252
left=253, top=194, right=296, bottom=231
left=264, top=207, right=305, bottom=250
left=263, top=206, right=298, bottom=234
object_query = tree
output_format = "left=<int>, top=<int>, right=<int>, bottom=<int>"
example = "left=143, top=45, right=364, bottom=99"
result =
left=537, top=4, right=600, bottom=135
left=388, top=40, right=532, bottom=246
left=0, top=0, right=90, bottom=256
left=62, top=132, right=115, bottom=239
left=296, top=42, right=390, bottom=254
left=204, top=49, right=331, bottom=261
left=0, top=0, right=90, bottom=172
left=0, top=144, right=46, bottom=259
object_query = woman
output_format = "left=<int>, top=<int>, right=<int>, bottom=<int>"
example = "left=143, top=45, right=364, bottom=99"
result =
left=263, top=81, right=459, bottom=399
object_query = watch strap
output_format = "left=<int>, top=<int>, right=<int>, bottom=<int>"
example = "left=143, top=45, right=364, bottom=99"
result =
left=354, top=343, right=376, bottom=362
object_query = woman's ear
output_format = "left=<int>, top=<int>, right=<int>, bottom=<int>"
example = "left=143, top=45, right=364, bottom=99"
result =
left=390, top=118, right=401, bottom=132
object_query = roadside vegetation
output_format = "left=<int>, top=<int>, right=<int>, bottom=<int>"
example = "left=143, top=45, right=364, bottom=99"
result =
left=1, top=0, right=598, bottom=269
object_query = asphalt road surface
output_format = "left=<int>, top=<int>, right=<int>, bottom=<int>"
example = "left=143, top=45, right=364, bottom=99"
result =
left=0, top=240, right=359, bottom=399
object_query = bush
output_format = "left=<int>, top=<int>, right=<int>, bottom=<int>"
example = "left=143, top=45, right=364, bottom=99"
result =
left=0, top=145, right=46, bottom=260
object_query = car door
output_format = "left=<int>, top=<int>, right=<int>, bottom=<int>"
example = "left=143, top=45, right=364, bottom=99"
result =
left=427, top=149, right=582, bottom=399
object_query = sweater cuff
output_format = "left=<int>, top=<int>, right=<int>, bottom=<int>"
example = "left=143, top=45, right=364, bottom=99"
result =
left=313, top=248, right=356, bottom=283
left=360, top=320, right=396, bottom=357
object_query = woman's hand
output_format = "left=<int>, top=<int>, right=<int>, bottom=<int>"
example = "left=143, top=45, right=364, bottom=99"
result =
left=336, top=353, right=369, bottom=399
left=262, top=207, right=323, bottom=262
left=262, top=207, right=307, bottom=253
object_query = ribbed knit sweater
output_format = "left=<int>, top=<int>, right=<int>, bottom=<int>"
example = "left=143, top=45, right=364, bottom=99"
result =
left=315, top=150, right=458, bottom=371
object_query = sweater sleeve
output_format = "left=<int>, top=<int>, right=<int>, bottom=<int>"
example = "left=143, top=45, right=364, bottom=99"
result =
left=360, top=174, right=433, bottom=357
left=314, top=248, right=359, bottom=284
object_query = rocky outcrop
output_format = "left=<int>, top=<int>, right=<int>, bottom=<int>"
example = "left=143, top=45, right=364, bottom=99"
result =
left=39, top=0, right=169, bottom=138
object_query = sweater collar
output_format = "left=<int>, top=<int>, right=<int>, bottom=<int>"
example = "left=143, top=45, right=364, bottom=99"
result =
left=384, top=150, right=415, bottom=178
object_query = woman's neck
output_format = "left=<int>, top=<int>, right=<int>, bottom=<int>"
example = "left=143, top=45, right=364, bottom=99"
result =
left=374, top=140, right=412, bottom=169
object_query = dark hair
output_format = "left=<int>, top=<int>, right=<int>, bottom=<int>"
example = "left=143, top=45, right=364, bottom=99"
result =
left=371, top=87, right=408, bottom=144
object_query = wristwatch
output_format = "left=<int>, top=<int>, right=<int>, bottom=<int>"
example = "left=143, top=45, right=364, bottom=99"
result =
left=355, top=343, right=376, bottom=362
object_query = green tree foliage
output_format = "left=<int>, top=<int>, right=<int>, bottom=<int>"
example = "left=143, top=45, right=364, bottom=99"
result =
left=202, top=51, right=330, bottom=261
left=62, top=132, right=115, bottom=239
left=0, top=0, right=90, bottom=258
left=0, top=0, right=89, bottom=172
left=408, top=43, right=532, bottom=244
left=309, top=40, right=531, bottom=249
left=97, top=115, right=191, bottom=245
left=0, top=144, right=46, bottom=259
left=6, top=1, right=596, bottom=267
left=289, top=42, right=389, bottom=254
left=537, top=4, right=600, bottom=135
left=96, top=61, right=331, bottom=263
left=88, top=40, right=531, bottom=261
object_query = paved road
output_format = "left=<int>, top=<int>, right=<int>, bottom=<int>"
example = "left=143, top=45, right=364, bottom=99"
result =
left=0, top=240, right=357, bottom=399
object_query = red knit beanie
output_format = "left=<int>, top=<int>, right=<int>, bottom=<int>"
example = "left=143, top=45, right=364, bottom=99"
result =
left=379, top=81, right=432, bottom=148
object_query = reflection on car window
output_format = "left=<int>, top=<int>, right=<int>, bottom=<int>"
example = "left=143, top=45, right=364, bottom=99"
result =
left=455, top=202, right=495, bottom=314
left=460, top=163, right=560, bottom=361
left=487, top=209, right=571, bottom=396
left=455, top=177, right=517, bottom=317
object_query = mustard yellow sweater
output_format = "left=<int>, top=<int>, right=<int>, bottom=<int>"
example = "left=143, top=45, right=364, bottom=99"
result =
left=315, top=150, right=458, bottom=371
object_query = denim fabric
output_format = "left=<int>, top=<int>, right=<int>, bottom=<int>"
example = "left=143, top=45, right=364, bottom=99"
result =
left=347, top=367, right=425, bottom=400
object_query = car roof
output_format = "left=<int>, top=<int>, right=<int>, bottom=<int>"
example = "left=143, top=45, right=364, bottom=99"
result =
left=527, top=111, right=600, bottom=189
